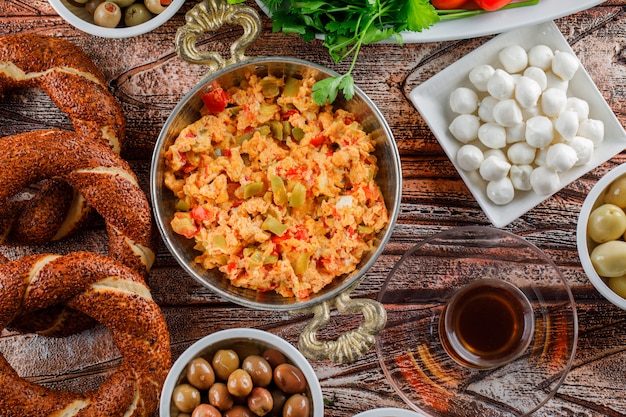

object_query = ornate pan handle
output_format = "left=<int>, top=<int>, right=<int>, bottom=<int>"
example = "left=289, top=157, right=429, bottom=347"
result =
left=298, top=289, right=387, bottom=363
left=176, top=0, right=262, bottom=74
left=174, top=0, right=388, bottom=363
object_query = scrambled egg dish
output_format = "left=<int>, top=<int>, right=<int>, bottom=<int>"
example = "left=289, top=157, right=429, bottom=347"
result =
left=164, top=73, right=389, bottom=298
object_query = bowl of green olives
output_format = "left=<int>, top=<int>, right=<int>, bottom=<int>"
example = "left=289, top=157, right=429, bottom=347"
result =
left=160, top=328, right=324, bottom=417
left=577, top=162, right=626, bottom=309
left=48, top=0, right=184, bottom=38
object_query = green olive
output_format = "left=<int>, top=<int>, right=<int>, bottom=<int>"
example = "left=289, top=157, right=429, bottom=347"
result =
left=144, top=0, right=167, bottom=14
left=588, top=203, right=626, bottom=243
left=212, top=349, right=240, bottom=381
left=124, top=3, right=153, bottom=26
left=591, top=240, right=626, bottom=277
left=242, top=355, right=272, bottom=387
left=608, top=275, right=626, bottom=299
left=186, top=357, right=216, bottom=390
left=604, top=175, right=626, bottom=208
left=247, top=387, right=274, bottom=416
left=172, top=383, right=201, bottom=414
left=93, top=1, right=122, bottom=28
left=227, top=369, right=253, bottom=397
left=282, top=394, right=310, bottom=417
left=110, top=0, right=135, bottom=6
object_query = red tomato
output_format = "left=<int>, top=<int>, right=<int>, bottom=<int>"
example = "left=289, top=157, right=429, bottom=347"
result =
left=473, top=0, right=512, bottom=11
left=431, top=0, right=467, bottom=9
left=201, top=87, right=229, bottom=114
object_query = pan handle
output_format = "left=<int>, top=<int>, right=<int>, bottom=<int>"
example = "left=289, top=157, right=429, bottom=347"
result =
left=176, top=0, right=262, bottom=74
left=298, top=288, right=387, bottom=363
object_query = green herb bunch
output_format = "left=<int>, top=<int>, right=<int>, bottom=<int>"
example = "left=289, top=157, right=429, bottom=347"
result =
left=261, top=0, right=440, bottom=104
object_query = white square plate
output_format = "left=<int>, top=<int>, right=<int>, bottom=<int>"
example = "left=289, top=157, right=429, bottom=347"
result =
left=410, top=21, right=626, bottom=228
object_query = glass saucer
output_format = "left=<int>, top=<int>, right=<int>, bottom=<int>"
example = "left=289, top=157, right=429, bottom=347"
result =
left=376, top=226, right=578, bottom=417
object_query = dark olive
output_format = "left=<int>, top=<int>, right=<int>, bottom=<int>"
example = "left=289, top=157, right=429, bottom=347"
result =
left=232, top=342, right=262, bottom=359
left=85, top=0, right=105, bottom=15
left=191, top=403, right=223, bottom=417
left=172, top=383, right=201, bottom=413
left=227, top=369, right=253, bottom=397
left=242, top=355, right=273, bottom=387
left=209, top=382, right=235, bottom=411
left=247, top=387, right=274, bottom=416
left=223, top=405, right=255, bottom=417
left=273, top=364, right=307, bottom=394
left=282, top=394, right=310, bottom=417
left=262, top=349, right=288, bottom=368
left=268, top=388, right=288, bottom=417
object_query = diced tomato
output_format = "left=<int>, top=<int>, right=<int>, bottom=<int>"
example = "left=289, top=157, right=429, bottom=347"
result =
left=281, top=109, right=299, bottom=120
left=310, top=134, right=326, bottom=147
left=285, top=166, right=306, bottom=180
left=473, top=0, right=512, bottom=10
left=227, top=262, right=237, bottom=272
left=222, top=148, right=232, bottom=157
left=431, top=0, right=468, bottom=9
left=202, top=86, right=230, bottom=114
left=190, top=205, right=211, bottom=221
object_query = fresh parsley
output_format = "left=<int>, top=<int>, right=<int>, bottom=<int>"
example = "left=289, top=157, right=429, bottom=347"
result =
left=263, top=0, right=439, bottom=104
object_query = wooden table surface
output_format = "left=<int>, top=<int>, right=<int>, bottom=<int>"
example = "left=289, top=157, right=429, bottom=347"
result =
left=1, top=1, right=626, bottom=416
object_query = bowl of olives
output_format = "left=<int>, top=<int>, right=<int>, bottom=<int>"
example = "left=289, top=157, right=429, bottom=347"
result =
left=160, top=328, right=324, bottom=417
left=577, top=162, right=626, bottom=309
left=48, top=0, right=184, bottom=38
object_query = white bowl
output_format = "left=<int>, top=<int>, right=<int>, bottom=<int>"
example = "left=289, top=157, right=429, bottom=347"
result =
left=354, top=408, right=426, bottom=417
left=48, top=0, right=184, bottom=38
left=159, top=328, right=324, bottom=417
left=411, top=21, right=626, bottom=227
left=577, top=163, right=626, bottom=310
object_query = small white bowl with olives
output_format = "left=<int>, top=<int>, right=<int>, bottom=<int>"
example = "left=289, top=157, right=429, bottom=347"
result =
left=48, top=0, right=184, bottom=38
left=578, top=163, right=626, bottom=309
left=160, top=328, right=323, bottom=417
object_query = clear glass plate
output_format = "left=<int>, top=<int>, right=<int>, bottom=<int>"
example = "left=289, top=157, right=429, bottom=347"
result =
left=376, top=226, right=578, bottom=417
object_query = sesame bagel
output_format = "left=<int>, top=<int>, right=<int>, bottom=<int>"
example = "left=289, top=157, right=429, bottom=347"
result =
left=0, top=33, right=126, bottom=244
left=0, top=252, right=171, bottom=417
left=0, top=129, right=155, bottom=276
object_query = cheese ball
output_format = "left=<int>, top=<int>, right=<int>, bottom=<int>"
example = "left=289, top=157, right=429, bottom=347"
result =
left=510, top=165, right=533, bottom=191
left=469, top=64, right=495, bottom=92
left=554, top=110, right=579, bottom=141
left=551, top=51, right=579, bottom=81
left=478, top=122, right=507, bottom=149
left=478, top=96, right=499, bottom=123
left=492, top=99, right=523, bottom=127
left=523, top=66, right=547, bottom=91
left=530, top=166, right=560, bottom=194
left=525, top=115, right=554, bottom=148
left=449, top=114, right=481, bottom=143
left=515, top=76, right=542, bottom=108
left=578, top=119, right=605, bottom=147
left=541, top=88, right=568, bottom=117
left=527, top=44, right=554, bottom=71
left=568, top=136, right=594, bottom=166
left=545, top=143, right=578, bottom=172
left=506, top=122, right=526, bottom=144
left=507, top=142, right=536, bottom=165
left=499, top=45, right=528, bottom=74
left=487, top=69, right=516, bottom=100
left=486, top=177, right=515, bottom=205
left=456, top=144, right=484, bottom=171
left=566, top=97, right=590, bottom=121
left=449, top=87, right=479, bottom=114
left=479, top=155, right=511, bottom=182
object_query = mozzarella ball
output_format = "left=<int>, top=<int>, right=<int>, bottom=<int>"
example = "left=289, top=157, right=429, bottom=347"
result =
left=578, top=118, right=605, bottom=147
left=499, top=45, right=528, bottom=74
left=541, top=88, right=568, bottom=117
left=478, top=122, right=507, bottom=149
left=449, top=114, right=481, bottom=143
left=528, top=44, right=554, bottom=71
left=545, top=71, right=569, bottom=91
left=483, top=148, right=507, bottom=161
left=479, top=155, right=511, bottom=181
left=522, top=106, right=541, bottom=120
left=515, top=76, right=542, bottom=108
left=568, top=136, right=594, bottom=166
left=510, top=164, right=533, bottom=191
left=478, top=96, right=499, bottom=123
left=449, top=87, right=479, bottom=114
left=525, top=115, right=554, bottom=148
left=456, top=144, right=484, bottom=171
left=469, top=64, right=496, bottom=92
left=523, top=66, right=547, bottom=91
left=507, top=142, right=536, bottom=165
left=554, top=110, right=580, bottom=141
left=487, top=69, right=516, bottom=100
left=487, top=177, right=515, bottom=205
left=552, top=51, right=579, bottom=81
left=506, top=123, right=526, bottom=144
left=566, top=97, right=590, bottom=121
left=530, top=166, right=561, bottom=194
left=545, top=143, right=578, bottom=172
left=534, top=147, right=548, bottom=167
left=492, top=99, right=523, bottom=127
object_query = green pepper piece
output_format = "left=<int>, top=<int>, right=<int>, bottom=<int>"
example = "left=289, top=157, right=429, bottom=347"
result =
left=268, top=120, right=284, bottom=141
left=270, top=174, right=288, bottom=205
left=261, top=78, right=280, bottom=98
left=282, top=121, right=292, bottom=137
left=357, top=225, right=374, bottom=235
left=283, top=77, right=302, bottom=97
left=213, top=235, right=227, bottom=250
left=261, top=215, right=288, bottom=236
left=243, top=181, right=265, bottom=199
left=175, top=198, right=191, bottom=212
left=256, top=124, right=271, bottom=136
left=236, top=131, right=253, bottom=145
left=264, top=255, right=279, bottom=264
left=292, top=252, right=310, bottom=275
left=248, top=250, right=265, bottom=267
left=289, top=182, right=307, bottom=208
left=228, top=105, right=242, bottom=115
left=291, top=127, right=305, bottom=141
